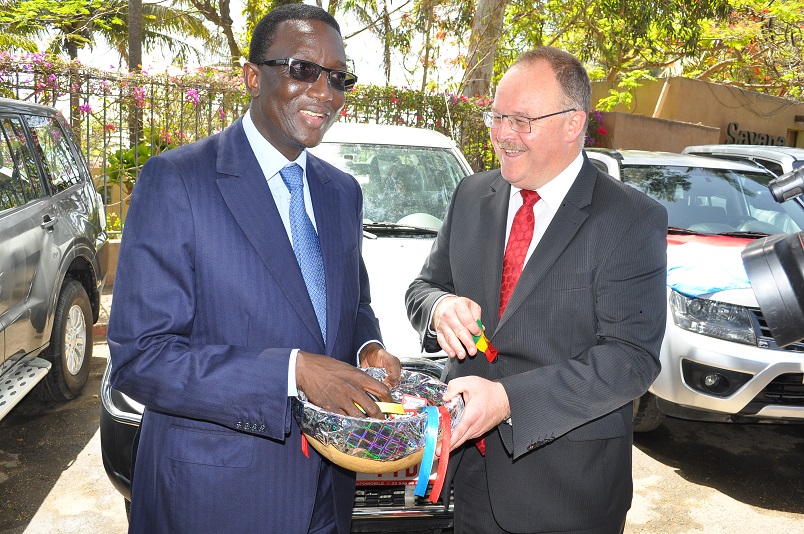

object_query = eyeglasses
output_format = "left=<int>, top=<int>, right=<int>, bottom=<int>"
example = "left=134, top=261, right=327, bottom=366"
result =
left=482, top=109, right=576, bottom=133
left=256, top=58, right=358, bottom=92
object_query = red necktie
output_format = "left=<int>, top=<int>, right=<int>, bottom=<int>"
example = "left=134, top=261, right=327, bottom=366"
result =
left=475, top=190, right=539, bottom=458
left=499, top=189, right=540, bottom=319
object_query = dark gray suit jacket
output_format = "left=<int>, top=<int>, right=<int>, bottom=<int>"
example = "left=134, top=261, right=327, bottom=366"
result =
left=406, top=155, right=667, bottom=532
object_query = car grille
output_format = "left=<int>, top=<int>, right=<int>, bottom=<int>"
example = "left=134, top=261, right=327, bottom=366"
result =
left=748, top=307, right=804, bottom=352
left=759, top=373, right=804, bottom=405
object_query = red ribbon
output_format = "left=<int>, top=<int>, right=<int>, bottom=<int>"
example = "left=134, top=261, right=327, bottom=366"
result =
left=301, top=434, right=309, bottom=458
left=428, top=405, right=452, bottom=503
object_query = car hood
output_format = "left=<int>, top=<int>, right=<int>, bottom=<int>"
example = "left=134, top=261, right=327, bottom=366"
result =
left=362, top=235, right=438, bottom=358
left=666, top=234, right=758, bottom=307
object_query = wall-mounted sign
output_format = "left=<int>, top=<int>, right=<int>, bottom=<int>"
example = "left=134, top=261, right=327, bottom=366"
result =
left=725, top=122, right=785, bottom=146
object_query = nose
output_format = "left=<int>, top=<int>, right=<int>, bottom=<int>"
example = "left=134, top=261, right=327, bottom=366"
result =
left=307, top=70, right=335, bottom=102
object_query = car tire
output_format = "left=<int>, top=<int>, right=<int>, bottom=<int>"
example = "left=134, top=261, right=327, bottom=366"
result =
left=632, top=392, right=665, bottom=432
left=125, top=499, right=131, bottom=521
left=35, top=278, right=93, bottom=401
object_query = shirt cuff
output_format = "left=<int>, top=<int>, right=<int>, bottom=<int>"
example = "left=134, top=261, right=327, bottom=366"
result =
left=287, top=349, right=299, bottom=397
left=427, top=293, right=455, bottom=336
left=357, top=340, right=384, bottom=366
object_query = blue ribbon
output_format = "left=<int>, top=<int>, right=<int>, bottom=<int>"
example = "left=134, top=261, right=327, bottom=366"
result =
left=414, top=406, right=439, bottom=497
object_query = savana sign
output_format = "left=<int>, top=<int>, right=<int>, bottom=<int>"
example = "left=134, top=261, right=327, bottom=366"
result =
left=725, top=122, right=785, bottom=146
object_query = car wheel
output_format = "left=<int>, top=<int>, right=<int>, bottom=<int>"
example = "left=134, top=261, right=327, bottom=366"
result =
left=125, top=499, right=131, bottom=521
left=632, top=392, right=665, bottom=432
left=35, top=278, right=93, bottom=401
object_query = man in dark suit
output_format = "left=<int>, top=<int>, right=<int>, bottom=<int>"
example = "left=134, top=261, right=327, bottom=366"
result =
left=107, top=5, right=400, bottom=533
left=406, top=47, right=667, bottom=533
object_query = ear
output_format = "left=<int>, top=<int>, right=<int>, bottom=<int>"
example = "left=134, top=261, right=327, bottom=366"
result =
left=243, top=62, right=261, bottom=98
left=565, top=110, right=587, bottom=144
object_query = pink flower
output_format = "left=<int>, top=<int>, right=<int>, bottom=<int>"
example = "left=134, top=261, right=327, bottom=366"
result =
left=185, top=88, right=200, bottom=106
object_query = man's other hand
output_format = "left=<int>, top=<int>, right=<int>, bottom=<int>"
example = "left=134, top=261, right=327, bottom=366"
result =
left=296, top=350, right=393, bottom=419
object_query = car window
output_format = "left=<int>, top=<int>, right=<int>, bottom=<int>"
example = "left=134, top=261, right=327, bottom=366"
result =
left=23, top=114, right=83, bottom=193
left=0, top=116, right=43, bottom=211
left=620, top=165, right=804, bottom=235
left=313, top=142, right=464, bottom=224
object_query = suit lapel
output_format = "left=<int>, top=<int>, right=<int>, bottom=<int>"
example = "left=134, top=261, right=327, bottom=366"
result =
left=480, top=173, right=511, bottom=330
left=215, top=119, right=324, bottom=345
left=496, top=159, right=597, bottom=330
left=307, top=155, right=344, bottom=353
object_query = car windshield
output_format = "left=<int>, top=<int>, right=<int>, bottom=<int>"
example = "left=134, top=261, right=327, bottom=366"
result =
left=620, top=165, right=804, bottom=235
left=311, top=142, right=465, bottom=228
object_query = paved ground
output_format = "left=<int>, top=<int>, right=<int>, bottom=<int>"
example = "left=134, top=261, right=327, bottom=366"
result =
left=1, top=288, right=803, bottom=533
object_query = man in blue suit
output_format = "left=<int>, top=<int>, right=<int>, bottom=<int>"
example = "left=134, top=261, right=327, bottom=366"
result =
left=107, top=5, right=401, bottom=533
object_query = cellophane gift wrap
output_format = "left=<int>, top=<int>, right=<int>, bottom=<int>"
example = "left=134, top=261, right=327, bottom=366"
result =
left=292, top=368, right=463, bottom=474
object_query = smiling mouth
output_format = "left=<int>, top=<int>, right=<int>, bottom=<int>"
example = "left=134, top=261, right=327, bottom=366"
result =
left=301, top=109, right=327, bottom=120
left=499, top=145, right=525, bottom=156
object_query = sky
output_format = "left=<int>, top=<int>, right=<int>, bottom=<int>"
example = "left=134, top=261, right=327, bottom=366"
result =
left=74, top=0, right=464, bottom=90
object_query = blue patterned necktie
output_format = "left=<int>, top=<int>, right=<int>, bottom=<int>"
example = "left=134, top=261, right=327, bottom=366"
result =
left=279, top=163, right=327, bottom=342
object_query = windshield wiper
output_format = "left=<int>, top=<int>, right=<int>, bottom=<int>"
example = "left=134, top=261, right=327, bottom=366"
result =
left=363, top=221, right=438, bottom=235
left=717, top=231, right=771, bottom=238
left=667, top=226, right=702, bottom=235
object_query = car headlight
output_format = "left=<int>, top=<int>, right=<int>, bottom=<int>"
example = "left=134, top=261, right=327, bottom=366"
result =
left=669, top=290, right=756, bottom=345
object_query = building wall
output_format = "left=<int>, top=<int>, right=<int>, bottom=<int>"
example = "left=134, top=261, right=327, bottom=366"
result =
left=601, top=112, right=720, bottom=152
left=592, top=77, right=804, bottom=151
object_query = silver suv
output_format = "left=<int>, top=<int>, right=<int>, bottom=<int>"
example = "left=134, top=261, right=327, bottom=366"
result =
left=0, top=98, right=107, bottom=420
left=586, top=149, right=804, bottom=431
left=682, top=144, right=804, bottom=177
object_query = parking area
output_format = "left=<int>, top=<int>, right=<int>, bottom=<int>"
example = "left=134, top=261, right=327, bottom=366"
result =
left=1, top=340, right=803, bottom=533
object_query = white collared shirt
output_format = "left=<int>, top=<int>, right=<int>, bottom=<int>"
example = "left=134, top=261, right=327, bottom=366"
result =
left=504, top=152, right=584, bottom=265
left=242, top=109, right=318, bottom=239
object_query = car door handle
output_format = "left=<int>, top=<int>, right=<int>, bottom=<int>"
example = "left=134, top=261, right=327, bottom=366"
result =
left=41, top=214, right=58, bottom=230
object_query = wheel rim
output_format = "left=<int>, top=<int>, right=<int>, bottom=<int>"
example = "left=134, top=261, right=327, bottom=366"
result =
left=64, top=303, right=87, bottom=375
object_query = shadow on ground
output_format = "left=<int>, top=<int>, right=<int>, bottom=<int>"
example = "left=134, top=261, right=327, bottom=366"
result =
left=633, top=415, right=804, bottom=513
left=0, top=355, right=107, bottom=533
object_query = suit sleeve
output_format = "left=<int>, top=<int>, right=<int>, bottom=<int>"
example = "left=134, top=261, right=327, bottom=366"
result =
left=405, top=178, right=461, bottom=353
left=500, top=199, right=667, bottom=458
left=107, top=157, right=294, bottom=440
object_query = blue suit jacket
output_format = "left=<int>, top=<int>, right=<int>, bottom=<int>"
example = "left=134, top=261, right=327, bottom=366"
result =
left=107, top=118, right=381, bottom=533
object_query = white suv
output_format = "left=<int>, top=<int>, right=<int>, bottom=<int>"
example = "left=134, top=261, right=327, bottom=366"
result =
left=682, top=144, right=804, bottom=177
left=586, top=149, right=804, bottom=431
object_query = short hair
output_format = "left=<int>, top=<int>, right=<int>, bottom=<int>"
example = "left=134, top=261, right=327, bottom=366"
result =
left=249, top=4, right=341, bottom=63
left=513, top=47, right=591, bottom=122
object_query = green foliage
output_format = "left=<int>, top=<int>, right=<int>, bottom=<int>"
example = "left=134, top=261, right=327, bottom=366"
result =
left=104, top=211, right=123, bottom=238
left=685, top=0, right=804, bottom=100
left=596, top=70, right=657, bottom=112
left=105, top=131, right=176, bottom=192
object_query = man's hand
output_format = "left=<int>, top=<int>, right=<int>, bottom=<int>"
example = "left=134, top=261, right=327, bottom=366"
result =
left=433, top=296, right=483, bottom=359
left=359, top=342, right=402, bottom=390
left=296, top=351, right=393, bottom=419
left=443, top=376, right=510, bottom=451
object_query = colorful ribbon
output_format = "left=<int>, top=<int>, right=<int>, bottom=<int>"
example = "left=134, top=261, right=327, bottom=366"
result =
left=414, top=406, right=440, bottom=497
left=428, top=406, right=452, bottom=503
left=472, top=319, right=498, bottom=362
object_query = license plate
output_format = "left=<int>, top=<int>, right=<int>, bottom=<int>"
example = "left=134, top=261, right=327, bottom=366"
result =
left=356, top=463, right=437, bottom=486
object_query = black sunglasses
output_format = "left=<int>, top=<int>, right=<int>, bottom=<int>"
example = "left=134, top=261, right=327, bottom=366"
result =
left=256, top=58, right=358, bottom=92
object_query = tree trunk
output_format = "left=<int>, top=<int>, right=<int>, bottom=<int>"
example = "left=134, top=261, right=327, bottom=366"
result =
left=462, top=0, right=509, bottom=98
left=128, top=0, right=144, bottom=147
left=190, top=0, right=242, bottom=69
left=128, top=0, right=143, bottom=72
